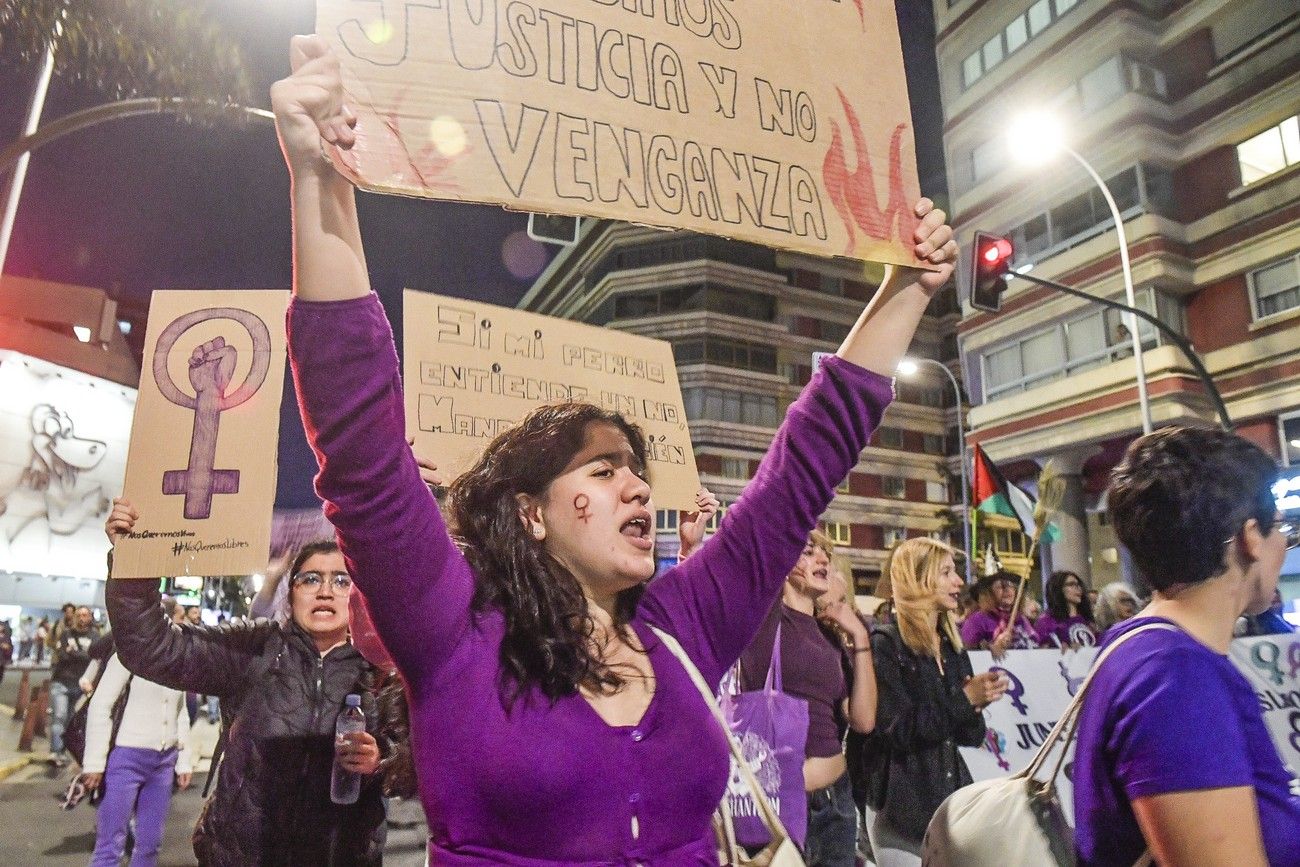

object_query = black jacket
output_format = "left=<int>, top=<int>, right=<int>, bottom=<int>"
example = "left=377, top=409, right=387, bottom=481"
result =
left=108, top=579, right=385, bottom=866
left=51, top=624, right=100, bottom=688
left=848, top=624, right=985, bottom=842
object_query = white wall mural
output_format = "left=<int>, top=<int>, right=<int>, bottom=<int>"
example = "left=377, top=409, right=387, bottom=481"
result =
left=0, top=352, right=136, bottom=580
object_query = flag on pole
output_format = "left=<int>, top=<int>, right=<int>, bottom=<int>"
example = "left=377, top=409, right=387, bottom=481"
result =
left=971, top=444, right=1060, bottom=542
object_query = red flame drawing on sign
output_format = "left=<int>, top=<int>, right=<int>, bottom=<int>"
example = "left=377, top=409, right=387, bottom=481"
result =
left=851, top=0, right=865, bottom=28
left=822, top=87, right=917, bottom=254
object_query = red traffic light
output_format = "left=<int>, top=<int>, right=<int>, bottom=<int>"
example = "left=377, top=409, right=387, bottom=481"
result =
left=970, top=232, right=1014, bottom=313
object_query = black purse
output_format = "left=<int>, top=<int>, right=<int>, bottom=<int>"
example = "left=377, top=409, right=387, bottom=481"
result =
left=62, top=674, right=132, bottom=801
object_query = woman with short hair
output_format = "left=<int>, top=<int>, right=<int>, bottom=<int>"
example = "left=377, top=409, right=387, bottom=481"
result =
left=1073, top=426, right=1300, bottom=866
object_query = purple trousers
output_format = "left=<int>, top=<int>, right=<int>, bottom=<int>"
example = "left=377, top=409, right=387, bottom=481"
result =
left=92, top=746, right=177, bottom=867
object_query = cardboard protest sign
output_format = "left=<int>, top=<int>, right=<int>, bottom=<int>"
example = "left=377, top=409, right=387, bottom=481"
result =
left=317, top=0, right=923, bottom=267
left=403, top=290, right=700, bottom=509
left=112, top=291, right=289, bottom=579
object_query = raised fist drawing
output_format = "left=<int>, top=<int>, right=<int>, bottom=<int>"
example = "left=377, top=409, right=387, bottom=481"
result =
left=188, top=337, right=238, bottom=397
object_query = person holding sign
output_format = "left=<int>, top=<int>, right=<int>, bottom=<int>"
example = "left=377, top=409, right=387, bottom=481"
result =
left=105, top=517, right=387, bottom=867
left=1034, top=570, right=1098, bottom=648
left=1074, top=427, right=1300, bottom=867
left=271, top=34, right=957, bottom=865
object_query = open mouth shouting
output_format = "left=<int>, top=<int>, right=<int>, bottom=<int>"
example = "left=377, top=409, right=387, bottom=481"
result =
left=620, top=511, right=654, bottom=551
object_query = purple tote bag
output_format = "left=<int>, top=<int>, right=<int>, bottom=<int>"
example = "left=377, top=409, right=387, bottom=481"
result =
left=721, top=622, right=810, bottom=848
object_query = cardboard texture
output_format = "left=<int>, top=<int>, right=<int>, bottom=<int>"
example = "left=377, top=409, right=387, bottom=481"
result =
left=112, top=291, right=289, bottom=579
left=403, top=290, right=700, bottom=509
left=317, top=0, right=923, bottom=267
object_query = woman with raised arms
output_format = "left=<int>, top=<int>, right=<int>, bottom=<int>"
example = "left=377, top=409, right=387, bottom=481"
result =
left=268, top=34, right=957, bottom=865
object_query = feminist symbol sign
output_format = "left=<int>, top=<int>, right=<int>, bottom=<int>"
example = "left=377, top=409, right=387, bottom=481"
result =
left=152, top=308, right=271, bottom=519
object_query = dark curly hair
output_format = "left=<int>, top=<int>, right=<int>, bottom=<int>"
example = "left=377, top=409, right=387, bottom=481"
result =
left=1108, top=426, right=1277, bottom=592
left=447, top=402, right=650, bottom=706
left=1045, top=570, right=1093, bottom=623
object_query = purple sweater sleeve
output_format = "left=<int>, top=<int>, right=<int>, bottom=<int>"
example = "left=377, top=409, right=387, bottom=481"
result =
left=288, top=294, right=474, bottom=690
left=637, top=356, right=893, bottom=689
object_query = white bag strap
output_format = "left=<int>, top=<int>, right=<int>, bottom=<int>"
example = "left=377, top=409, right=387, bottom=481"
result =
left=1020, top=622, right=1177, bottom=785
left=650, top=626, right=792, bottom=848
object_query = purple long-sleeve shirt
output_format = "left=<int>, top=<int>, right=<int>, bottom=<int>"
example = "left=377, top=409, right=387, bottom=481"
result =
left=288, top=294, right=892, bottom=865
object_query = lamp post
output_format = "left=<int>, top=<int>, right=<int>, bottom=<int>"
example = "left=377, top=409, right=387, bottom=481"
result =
left=1007, top=112, right=1153, bottom=434
left=898, top=357, right=972, bottom=584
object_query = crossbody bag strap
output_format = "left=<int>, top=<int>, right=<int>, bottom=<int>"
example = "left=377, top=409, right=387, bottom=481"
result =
left=650, top=626, right=790, bottom=846
left=1021, top=622, right=1178, bottom=784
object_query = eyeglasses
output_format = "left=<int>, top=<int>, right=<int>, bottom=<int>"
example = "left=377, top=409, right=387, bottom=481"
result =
left=290, top=571, right=353, bottom=592
left=1222, top=522, right=1300, bottom=550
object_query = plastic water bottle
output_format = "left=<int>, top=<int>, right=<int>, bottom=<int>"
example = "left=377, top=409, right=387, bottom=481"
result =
left=331, top=694, right=366, bottom=805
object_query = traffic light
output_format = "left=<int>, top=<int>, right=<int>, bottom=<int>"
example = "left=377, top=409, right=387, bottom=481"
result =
left=969, top=232, right=1014, bottom=313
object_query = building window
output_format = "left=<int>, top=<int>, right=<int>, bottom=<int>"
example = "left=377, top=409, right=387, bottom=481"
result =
left=883, top=476, right=907, bottom=499
left=836, top=475, right=852, bottom=494
left=706, top=502, right=730, bottom=532
left=673, top=337, right=778, bottom=374
left=682, top=388, right=779, bottom=427
left=923, top=433, right=946, bottom=455
left=962, top=52, right=983, bottom=88
left=611, top=283, right=776, bottom=323
left=655, top=509, right=679, bottom=532
left=926, top=480, right=949, bottom=503
left=1237, top=115, right=1300, bottom=186
left=822, top=522, right=851, bottom=545
left=980, top=288, right=1183, bottom=399
left=1249, top=254, right=1300, bottom=320
left=883, top=526, right=907, bottom=548
left=720, top=457, right=750, bottom=479
left=1006, top=164, right=1173, bottom=267
left=877, top=427, right=904, bottom=449
left=960, top=0, right=1084, bottom=90
left=1079, top=57, right=1125, bottom=114
left=1279, top=411, right=1300, bottom=466
left=970, top=139, right=1004, bottom=184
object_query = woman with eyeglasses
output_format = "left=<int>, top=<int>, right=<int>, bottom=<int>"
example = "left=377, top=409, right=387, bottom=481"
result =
left=1034, top=570, right=1098, bottom=648
left=1073, top=427, right=1300, bottom=867
left=104, top=503, right=387, bottom=867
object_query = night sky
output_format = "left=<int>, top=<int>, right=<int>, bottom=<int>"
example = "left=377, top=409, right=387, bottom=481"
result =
left=0, top=1, right=946, bottom=510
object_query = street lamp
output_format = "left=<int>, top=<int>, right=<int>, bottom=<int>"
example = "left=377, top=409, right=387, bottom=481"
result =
left=1006, top=110, right=1154, bottom=435
left=898, top=357, right=972, bottom=584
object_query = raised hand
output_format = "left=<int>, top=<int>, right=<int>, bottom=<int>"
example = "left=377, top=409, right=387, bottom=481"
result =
left=188, top=338, right=237, bottom=397
left=407, top=437, right=445, bottom=489
left=902, top=198, right=957, bottom=294
left=270, top=34, right=357, bottom=174
left=336, top=730, right=381, bottom=775
left=104, top=497, right=139, bottom=546
left=677, top=488, right=720, bottom=561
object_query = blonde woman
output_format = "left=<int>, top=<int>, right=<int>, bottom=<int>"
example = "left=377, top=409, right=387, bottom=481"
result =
left=861, top=538, right=1008, bottom=866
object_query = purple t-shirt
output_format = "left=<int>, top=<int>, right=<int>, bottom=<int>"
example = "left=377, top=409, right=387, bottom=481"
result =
left=739, top=603, right=848, bottom=758
left=288, top=294, right=892, bottom=864
left=1074, top=617, right=1300, bottom=866
left=959, top=609, right=1036, bottom=650
left=1033, top=613, right=1097, bottom=648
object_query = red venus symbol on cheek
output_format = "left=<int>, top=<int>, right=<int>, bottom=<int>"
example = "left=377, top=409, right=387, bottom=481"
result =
left=573, top=494, right=592, bottom=524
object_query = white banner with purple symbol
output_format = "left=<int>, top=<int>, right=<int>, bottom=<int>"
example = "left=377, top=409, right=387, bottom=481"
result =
left=960, top=640, right=1300, bottom=824
left=961, top=648, right=1098, bottom=824
left=1228, top=635, right=1300, bottom=784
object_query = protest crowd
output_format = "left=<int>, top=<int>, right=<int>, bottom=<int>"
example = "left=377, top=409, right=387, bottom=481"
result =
left=8, top=32, right=1298, bottom=867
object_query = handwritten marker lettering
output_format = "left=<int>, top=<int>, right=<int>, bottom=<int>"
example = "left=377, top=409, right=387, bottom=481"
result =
left=153, top=309, right=271, bottom=519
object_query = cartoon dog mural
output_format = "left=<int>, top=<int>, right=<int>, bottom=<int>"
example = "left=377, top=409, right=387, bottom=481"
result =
left=0, top=404, right=110, bottom=549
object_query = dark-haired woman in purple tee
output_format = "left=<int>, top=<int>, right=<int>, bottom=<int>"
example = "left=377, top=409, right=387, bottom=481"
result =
left=269, top=35, right=959, bottom=865
left=1034, top=570, right=1097, bottom=648
left=1074, top=427, right=1300, bottom=866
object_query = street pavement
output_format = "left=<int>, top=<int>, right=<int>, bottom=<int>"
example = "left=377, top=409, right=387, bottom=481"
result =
left=0, top=666, right=430, bottom=865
